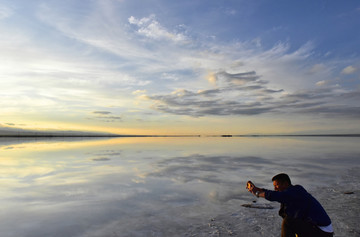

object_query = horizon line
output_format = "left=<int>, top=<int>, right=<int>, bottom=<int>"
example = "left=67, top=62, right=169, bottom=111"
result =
left=1, top=134, right=360, bottom=138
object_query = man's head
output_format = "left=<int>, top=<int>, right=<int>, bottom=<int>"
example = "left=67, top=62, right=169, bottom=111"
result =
left=272, top=173, right=291, bottom=191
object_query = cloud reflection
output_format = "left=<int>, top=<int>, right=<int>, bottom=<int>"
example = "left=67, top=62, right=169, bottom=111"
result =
left=147, top=154, right=273, bottom=184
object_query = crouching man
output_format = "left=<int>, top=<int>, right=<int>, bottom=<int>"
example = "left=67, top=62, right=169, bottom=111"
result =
left=247, top=173, right=334, bottom=237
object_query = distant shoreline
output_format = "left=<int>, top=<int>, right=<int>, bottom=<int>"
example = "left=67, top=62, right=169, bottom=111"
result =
left=0, top=134, right=359, bottom=138
left=233, top=134, right=360, bottom=137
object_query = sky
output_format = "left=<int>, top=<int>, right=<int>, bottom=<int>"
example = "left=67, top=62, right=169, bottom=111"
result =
left=0, top=0, right=359, bottom=135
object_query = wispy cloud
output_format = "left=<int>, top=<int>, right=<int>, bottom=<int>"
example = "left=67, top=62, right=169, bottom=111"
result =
left=93, top=111, right=112, bottom=115
left=128, top=15, right=188, bottom=42
left=90, top=111, right=122, bottom=123
left=342, top=65, right=357, bottom=75
left=216, top=71, right=261, bottom=85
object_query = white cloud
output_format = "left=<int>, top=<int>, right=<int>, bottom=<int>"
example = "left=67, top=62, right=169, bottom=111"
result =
left=316, top=80, right=326, bottom=86
left=161, top=73, right=179, bottom=81
left=36, top=2, right=153, bottom=61
left=342, top=65, right=357, bottom=74
left=128, top=15, right=187, bottom=42
left=132, top=90, right=147, bottom=95
left=228, top=41, right=324, bottom=91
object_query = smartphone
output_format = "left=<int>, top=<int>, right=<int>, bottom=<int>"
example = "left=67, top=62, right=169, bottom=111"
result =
left=247, top=182, right=253, bottom=190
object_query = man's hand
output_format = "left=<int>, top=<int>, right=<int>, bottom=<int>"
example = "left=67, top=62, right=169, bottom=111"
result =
left=246, top=181, right=264, bottom=198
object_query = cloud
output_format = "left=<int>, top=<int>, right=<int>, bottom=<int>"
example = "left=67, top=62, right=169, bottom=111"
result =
left=132, top=90, right=147, bottom=95
left=143, top=70, right=360, bottom=119
left=35, top=2, right=157, bottom=63
left=206, top=72, right=217, bottom=85
left=143, top=71, right=281, bottom=117
left=216, top=71, right=261, bottom=85
left=128, top=15, right=188, bottom=43
left=161, top=73, right=179, bottom=81
left=342, top=65, right=357, bottom=74
left=309, top=64, right=326, bottom=74
left=316, top=80, right=327, bottom=86
left=93, top=111, right=112, bottom=115
left=300, top=105, right=360, bottom=119
left=146, top=154, right=274, bottom=185
left=92, top=157, right=111, bottom=162
left=90, top=111, right=122, bottom=123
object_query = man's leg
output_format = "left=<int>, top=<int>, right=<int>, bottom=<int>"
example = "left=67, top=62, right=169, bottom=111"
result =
left=281, top=217, right=333, bottom=237
left=281, top=217, right=296, bottom=237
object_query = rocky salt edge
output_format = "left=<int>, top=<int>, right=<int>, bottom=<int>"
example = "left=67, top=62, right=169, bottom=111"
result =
left=184, top=168, right=360, bottom=237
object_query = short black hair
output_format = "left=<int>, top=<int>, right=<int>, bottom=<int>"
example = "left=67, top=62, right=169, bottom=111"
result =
left=272, top=173, right=292, bottom=185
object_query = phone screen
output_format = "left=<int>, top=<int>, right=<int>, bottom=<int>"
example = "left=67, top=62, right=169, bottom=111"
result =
left=247, top=182, right=252, bottom=189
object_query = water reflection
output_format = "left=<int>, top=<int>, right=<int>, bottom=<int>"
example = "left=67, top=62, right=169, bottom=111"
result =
left=0, top=137, right=359, bottom=236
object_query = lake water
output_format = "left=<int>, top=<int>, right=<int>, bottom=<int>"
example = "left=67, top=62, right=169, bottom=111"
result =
left=0, top=136, right=359, bottom=237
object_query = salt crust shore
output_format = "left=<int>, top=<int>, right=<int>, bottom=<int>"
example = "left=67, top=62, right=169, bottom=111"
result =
left=183, top=168, right=360, bottom=237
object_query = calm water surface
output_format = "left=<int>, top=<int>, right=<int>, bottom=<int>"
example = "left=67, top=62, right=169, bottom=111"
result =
left=0, top=137, right=359, bottom=237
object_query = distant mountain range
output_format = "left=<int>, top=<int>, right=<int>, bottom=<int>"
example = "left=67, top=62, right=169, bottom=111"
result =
left=0, top=127, right=117, bottom=137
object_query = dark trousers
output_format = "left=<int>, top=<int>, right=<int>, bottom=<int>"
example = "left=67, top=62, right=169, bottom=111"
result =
left=281, top=217, right=334, bottom=237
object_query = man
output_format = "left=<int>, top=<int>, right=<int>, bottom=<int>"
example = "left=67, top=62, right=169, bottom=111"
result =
left=247, top=173, right=334, bottom=237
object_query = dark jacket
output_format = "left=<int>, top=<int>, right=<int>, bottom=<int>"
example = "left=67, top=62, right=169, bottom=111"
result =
left=264, top=185, right=331, bottom=227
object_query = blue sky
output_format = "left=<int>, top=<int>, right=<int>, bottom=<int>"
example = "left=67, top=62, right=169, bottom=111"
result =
left=0, top=0, right=359, bottom=135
